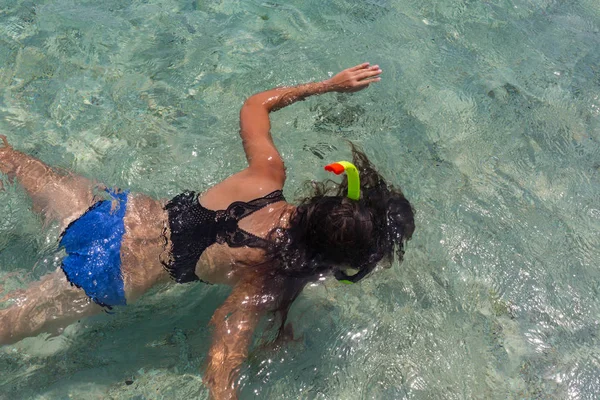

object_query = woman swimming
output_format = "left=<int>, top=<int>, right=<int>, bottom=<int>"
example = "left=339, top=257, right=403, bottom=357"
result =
left=0, top=63, right=414, bottom=399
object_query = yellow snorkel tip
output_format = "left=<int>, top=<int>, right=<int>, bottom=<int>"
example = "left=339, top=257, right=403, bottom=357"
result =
left=324, top=161, right=360, bottom=201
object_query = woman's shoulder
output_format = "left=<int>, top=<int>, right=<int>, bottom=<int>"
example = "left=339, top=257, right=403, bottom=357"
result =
left=198, top=169, right=285, bottom=211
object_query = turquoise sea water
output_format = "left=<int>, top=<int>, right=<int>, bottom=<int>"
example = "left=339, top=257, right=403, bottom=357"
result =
left=1, top=0, right=600, bottom=398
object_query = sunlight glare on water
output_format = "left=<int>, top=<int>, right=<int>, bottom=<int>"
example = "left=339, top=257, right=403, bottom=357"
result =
left=1, top=0, right=600, bottom=398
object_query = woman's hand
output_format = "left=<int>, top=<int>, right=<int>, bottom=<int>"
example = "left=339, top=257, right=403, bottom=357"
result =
left=324, top=63, right=382, bottom=93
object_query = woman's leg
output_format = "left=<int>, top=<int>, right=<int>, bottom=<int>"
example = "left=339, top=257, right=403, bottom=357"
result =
left=0, top=270, right=103, bottom=345
left=0, top=135, right=96, bottom=229
left=0, top=135, right=104, bottom=344
left=0, top=135, right=170, bottom=343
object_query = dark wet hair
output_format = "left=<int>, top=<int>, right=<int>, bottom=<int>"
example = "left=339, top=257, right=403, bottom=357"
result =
left=255, top=143, right=415, bottom=338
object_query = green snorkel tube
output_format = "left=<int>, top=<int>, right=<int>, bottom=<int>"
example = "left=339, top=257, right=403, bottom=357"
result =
left=324, top=161, right=362, bottom=284
left=324, top=161, right=360, bottom=200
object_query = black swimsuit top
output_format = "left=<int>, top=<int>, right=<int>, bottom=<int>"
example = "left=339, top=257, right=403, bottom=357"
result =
left=163, top=190, right=285, bottom=283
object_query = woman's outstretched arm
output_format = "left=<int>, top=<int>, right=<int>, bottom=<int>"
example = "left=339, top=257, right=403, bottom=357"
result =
left=239, top=63, right=382, bottom=184
left=204, top=280, right=268, bottom=400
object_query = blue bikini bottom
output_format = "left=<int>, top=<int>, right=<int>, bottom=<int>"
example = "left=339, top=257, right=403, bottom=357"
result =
left=59, top=189, right=128, bottom=308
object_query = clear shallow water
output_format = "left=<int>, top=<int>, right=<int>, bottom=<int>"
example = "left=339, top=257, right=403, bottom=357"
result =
left=1, top=0, right=600, bottom=398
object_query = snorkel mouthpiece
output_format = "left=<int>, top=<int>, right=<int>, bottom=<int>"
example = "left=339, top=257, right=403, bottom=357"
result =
left=324, top=161, right=360, bottom=201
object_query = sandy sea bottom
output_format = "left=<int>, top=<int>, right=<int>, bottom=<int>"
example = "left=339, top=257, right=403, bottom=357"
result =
left=1, top=0, right=600, bottom=398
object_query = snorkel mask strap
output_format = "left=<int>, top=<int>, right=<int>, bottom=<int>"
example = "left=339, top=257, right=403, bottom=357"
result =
left=334, top=267, right=370, bottom=284
left=324, top=161, right=360, bottom=200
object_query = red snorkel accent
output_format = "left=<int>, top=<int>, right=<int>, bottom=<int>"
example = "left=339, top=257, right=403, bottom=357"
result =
left=324, top=162, right=345, bottom=175
left=324, top=161, right=361, bottom=201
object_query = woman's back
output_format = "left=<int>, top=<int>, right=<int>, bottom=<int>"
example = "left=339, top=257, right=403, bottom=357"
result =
left=121, top=172, right=292, bottom=299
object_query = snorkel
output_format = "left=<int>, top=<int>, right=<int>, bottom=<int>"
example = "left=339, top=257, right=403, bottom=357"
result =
left=324, top=161, right=364, bottom=284
left=324, top=161, right=360, bottom=201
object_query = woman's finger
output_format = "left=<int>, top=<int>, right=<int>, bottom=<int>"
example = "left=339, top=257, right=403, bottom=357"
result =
left=360, top=77, right=381, bottom=85
left=355, top=69, right=382, bottom=80
left=349, top=62, right=370, bottom=72
left=352, top=77, right=381, bottom=91
left=352, top=64, right=379, bottom=74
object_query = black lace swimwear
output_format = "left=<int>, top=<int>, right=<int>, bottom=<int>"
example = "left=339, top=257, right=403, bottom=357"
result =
left=163, top=190, right=285, bottom=283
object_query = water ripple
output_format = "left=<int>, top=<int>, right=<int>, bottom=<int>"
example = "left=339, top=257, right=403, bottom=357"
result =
left=1, top=0, right=600, bottom=398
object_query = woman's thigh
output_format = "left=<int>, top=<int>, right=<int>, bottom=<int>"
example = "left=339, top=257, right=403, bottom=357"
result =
left=0, top=136, right=97, bottom=229
left=0, top=270, right=103, bottom=345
